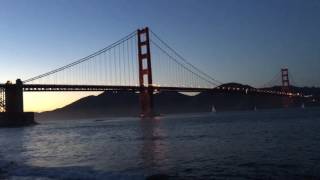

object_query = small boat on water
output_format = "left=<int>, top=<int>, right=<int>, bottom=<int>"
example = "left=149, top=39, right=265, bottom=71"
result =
left=301, top=103, right=305, bottom=109
left=211, top=105, right=216, bottom=113
left=254, top=106, right=257, bottom=111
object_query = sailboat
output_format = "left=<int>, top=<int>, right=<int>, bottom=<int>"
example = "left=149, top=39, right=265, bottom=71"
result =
left=254, top=106, right=257, bottom=111
left=301, top=103, right=305, bottom=109
left=211, top=105, right=216, bottom=113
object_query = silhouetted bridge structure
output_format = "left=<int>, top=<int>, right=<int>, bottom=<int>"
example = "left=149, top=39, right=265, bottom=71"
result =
left=0, top=27, right=303, bottom=118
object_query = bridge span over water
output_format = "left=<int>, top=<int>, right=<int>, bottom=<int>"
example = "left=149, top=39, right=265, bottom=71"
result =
left=0, top=27, right=303, bottom=120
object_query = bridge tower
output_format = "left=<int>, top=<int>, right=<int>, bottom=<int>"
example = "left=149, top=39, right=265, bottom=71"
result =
left=281, top=68, right=290, bottom=92
left=137, top=27, right=154, bottom=117
left=5, top=79, right=24, bottom=113
left=0, top=79, right=34, bottom=127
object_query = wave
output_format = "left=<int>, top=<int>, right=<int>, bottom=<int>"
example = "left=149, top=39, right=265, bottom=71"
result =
left=0, top=159, right=144, bottom=180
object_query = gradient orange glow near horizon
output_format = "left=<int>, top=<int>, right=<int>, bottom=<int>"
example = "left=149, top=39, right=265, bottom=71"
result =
left=24, top=92, right=101, bottom=112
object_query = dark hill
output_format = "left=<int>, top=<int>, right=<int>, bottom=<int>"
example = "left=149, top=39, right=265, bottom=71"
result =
left=37, top=83, right=320, bottom=120
left=218, top=82, right=253, bottom=89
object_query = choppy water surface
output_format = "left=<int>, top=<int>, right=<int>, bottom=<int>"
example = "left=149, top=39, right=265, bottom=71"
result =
left=1, top=108, right=320, bottom=179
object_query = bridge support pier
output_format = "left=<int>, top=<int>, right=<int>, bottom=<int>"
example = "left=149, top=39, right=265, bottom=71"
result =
left=140, top=87, right=154, bottom=118
left=0, top=79, right=35, bottom=127
left=5, top=79, right=24, bottom=113
left=137, top=27, right=154, bottom=118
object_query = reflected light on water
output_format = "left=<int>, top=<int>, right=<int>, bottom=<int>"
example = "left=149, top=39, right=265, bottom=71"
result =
left=139, top=117, right=169, bottom=173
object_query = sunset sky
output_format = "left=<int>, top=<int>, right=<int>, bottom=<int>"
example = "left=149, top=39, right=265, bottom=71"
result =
left=0, top=0, right=319, bottom=112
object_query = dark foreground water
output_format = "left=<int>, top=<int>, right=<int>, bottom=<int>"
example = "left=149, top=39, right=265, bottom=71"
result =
left=1, top=108, right=320, bottom=180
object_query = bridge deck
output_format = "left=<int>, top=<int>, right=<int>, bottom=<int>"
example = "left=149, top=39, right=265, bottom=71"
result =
left=0, top=84, right=303, bottom=97
left=0, top=84, right=214, bottom=92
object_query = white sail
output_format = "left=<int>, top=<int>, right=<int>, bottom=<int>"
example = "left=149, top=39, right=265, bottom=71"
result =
left=211, top=105, right=216, bottom=113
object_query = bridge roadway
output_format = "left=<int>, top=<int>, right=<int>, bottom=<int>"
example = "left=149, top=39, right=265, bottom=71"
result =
left=0, top=83, right=303, bottom=97
left=0, top=84, right=213, bottom=92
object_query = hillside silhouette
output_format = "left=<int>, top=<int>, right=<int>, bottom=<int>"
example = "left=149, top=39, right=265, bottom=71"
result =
left=37, top=83, right=320, bottom=120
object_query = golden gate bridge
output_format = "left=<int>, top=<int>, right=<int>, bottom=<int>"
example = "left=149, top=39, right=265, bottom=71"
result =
left=0, top=27, right=304, bottom=121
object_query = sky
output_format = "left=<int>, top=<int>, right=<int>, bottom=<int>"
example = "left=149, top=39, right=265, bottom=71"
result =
left=0, top=0, right=320, bottom=111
